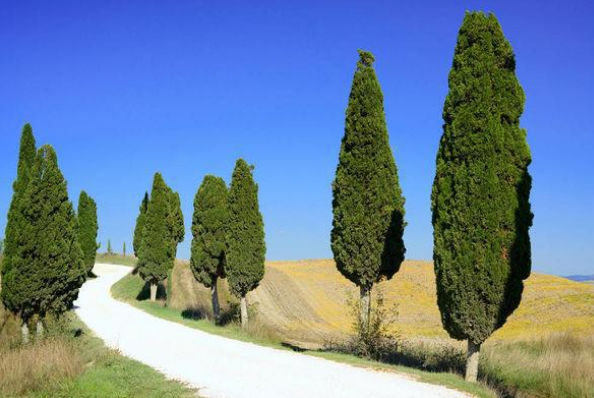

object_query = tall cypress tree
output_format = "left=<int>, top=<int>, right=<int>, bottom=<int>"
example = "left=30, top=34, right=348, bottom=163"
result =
left=2, top=146, right=85, bottom=333
left=226, top=159, right=265, bottom=329
left=166, top=189, right=185, bottom=258
left=138, top=173, right=180, bottom=301
left=190, top=175, right=228, bottom=321
left=133, top=192, right=149, bottom=258
left=331, top=50, right=406, bottom=331
left=431, top=12, right=533, bottom=382
left=77, top=191, right=99, bottom=276
left=1, top=124, right=36, bottom=280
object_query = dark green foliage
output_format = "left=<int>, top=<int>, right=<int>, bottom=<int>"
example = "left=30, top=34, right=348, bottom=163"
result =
left=331, top=50, right=406, bottom=290
left=107, top=240, right=112, bottom=255
left=123, top=242, right=126, bottom=257
left=133, top=192, right=149, bottom=258
left=226, top=159, right=266, bottom=298
left=77, top=191, right=99, bottom=275
left=190, top=175, right=229, bottom=288
left=1, top=124, right=36, bottom=278
left=137, top=173, right=182, bottom=285
left=166, top=189, right=184, bottom=258
left=431, top=12, right=533, bottom=345
left=1, top=145, right=86, bottom=319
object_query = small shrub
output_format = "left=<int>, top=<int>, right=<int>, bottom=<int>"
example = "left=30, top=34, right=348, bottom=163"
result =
left=397, top=340, right=465, bottom=373
left=328, top=287, right=399, bottom=361
left=218, top=301, right=240, bottom=325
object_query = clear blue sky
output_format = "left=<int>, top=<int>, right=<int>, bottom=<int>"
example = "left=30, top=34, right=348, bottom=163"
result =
left=1, top=1, right=592, bottom=276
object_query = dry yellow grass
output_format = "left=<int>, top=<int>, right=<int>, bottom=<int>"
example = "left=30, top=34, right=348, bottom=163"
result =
left=0, top=338, right=83, bottom=395
left=483, top=333, right=594, bottom=398
left=170, top=259, right=594, bottom=345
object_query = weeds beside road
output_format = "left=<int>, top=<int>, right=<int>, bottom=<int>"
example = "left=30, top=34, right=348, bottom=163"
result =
left=0, top=302, right=198, bottom=397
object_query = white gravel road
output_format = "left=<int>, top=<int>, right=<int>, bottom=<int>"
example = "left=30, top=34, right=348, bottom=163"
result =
left=75, top=263, right=471, bottom=398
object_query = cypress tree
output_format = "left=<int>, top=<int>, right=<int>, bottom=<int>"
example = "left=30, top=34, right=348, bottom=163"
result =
left=1, top=124, right=36, bottom=280
left=1, top=146, right=85, bottom=336
left=133, top=192, right=149, bottom=258
left=123, top=242, right=126, bottom=257
left=77, top=191, right=99, bottom=276
left=431, top=12, right=533, bottom=382
left=190, top=175, right=228, bottom=321
left=166, top=189, right=185, bottom=258
left=331, top=50, right=406, bottom=332
left=137, top=173, right=178, bottom=301
left=107, top=239, right=112, bottom=255
left=226, top=159, right=265, bottom=328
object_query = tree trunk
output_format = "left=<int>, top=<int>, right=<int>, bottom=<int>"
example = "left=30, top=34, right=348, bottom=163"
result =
left=21, top=320, right=29, bottom=343
left=150, top=282, right=158, bottom=301
left=36, top=319, right=44, bottom=338
left=211, top=283, right=220, bottom=322
left=465, top=340, right=481, bottom=382
left=359, top=285, right=371, bottom=333
left=240, top=296, right=248, bottom=329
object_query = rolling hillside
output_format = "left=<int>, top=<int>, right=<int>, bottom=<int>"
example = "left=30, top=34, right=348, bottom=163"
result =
left=168, top=259, right=594, bottom=345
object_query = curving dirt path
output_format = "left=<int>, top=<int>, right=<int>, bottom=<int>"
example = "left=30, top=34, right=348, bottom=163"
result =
left=75, top=263, right=471, bottom=398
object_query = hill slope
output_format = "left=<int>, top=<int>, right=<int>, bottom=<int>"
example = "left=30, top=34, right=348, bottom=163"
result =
left=169, top=259, right=594, bottom=345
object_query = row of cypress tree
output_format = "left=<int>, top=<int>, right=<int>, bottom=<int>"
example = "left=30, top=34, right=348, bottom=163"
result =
left=132, top=158, right=265, bottom=329
left=331, top=12, right=533, bottom=382
left=0, top=11, right=531, bottom=384
left=1, top=125, right=99, bottom=340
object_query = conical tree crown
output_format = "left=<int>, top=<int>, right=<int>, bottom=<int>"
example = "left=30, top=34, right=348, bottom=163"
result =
left=77, top=191, right=99, bottom=275
left=138, top=173, right=174, bottom=283
left=166, top=189, right=185, bottom=255
left=331, top=50, right=406, bottom=289
left=2, top=145, right=85, bottom=318
left=12, top=124, right=37, bottom=195
left=133, top=192, right=149, bottom=257
left=431, top=12, right=533, bottom=344
left=1, top=124, right=36, bottom=280
left=226, top=159, right=265, bottom=297
left=190, top=175, right=229, bottom=288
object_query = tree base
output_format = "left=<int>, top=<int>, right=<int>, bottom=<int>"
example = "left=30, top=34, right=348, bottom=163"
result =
left=465, top=340, right=481, bottom=382
left=150, top=283, right=158, bottom=301
left=240, top=296, right=248, bottom=329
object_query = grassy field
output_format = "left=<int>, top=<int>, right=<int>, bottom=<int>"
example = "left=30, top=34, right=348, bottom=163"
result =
left=113, top=258, right=594, bottom=398
left=163, top=259, right=594, bottom=344
left=0, top=293, right=198, bottom=397
left=254, top=260, right=594, bottom=343
left=95, top=253, right=137, bottom=267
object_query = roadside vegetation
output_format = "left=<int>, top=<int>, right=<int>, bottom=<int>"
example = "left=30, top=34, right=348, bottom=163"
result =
left=112, top=268, right=498, bottom=398
left=113, top=258, right=594, bottom=398
left=0, top=303, right=198, bottom=398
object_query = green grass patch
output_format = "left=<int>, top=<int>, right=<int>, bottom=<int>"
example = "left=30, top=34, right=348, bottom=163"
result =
left=112, top=272, right=497, bottom=398
left=111, top=273, right=281, bottom=347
